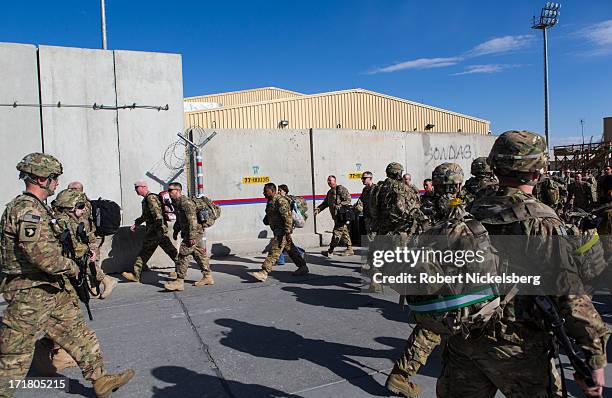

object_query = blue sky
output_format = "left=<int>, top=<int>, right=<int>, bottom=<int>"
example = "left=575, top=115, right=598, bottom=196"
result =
left=1, top=1, right=611, bottom=145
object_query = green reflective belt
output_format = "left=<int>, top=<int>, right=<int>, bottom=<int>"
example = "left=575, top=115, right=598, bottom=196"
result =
left=574, top=232, right=599, bottom=255
left=408, top=286, right=497, bottom=313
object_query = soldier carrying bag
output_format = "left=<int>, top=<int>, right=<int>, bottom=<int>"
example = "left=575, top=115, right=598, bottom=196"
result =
left=90, top=198, right=121, bottom=237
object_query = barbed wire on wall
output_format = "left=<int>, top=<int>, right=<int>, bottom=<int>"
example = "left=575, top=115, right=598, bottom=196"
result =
left=0, top=102, right=169, bottom=111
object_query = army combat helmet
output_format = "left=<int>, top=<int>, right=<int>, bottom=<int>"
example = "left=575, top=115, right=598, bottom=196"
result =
left=17, top=152, right=63, bottom=194
left=386, top=162, right=404, bottom=180
left=488, top=130, right=547, bottom=177
left=432, top=163, right=464, bottom=194
left=470, top=157, right=491, bottom=177
left=53, top=189, right=86, bottom=210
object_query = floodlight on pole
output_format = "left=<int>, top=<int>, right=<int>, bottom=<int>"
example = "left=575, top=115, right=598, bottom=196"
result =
left=532, top=2, right=560, bottom=150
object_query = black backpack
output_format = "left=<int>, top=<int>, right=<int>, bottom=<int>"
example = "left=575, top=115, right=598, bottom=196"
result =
left=90, top=198, right=121, bottom=236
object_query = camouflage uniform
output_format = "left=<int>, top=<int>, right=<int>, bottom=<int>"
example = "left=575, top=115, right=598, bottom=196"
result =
left=386, top=163, right=464, bottom=398
left=0, top=153, right=133, bottom=397
left=372, top=163, right=421, bottom=236
left=173, top=195, right=211, bottom=280
left=461, top=157, right=498, bottom=206
left=533, top=175, right=561, bottom=212
left=437, top=131, right=610, bottom=398
left=354, top=183, right=375, bottom=239
left=316, top=184, right=353, bottom=253
left=130, top=193, right=178, bottom=280
left=567, top=180, right=595, bottom=212
left=258, top=195, right=308, bottom=275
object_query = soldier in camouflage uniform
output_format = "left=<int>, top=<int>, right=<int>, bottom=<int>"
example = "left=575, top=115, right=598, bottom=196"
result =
left=461, top=157, right=498, bottom=206
left=371, top=163, right=421, bottom=236
left=249, top=183, right=309, bottom=282
left=385, top=163, right=464, bottom=398
left=122, top=181, right=178, bottom=283
left=566, top=173, right=595, bottom=212
left=314, top=175, right=354, bottom=257
left=0, top=153, right=133, bottom=398
left=64, top=182, right=117, bottom=299
left=164, top=183, right=214, bottom=291
left=402, top=173, right=421, bottom=198
left=439, top=131, right=609, bottom=398
left=354, top=171, right=376, bottom=240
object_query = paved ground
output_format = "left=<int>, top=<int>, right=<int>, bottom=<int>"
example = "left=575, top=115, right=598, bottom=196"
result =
left=1, top=248, right=611, bottom=398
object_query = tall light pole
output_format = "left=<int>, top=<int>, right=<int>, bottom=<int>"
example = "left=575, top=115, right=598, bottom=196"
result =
left=100, top=0, right=107, bottom=49
left=580, top=118, right=585, bottom=145
left=531, top=2, right=560, bottom=149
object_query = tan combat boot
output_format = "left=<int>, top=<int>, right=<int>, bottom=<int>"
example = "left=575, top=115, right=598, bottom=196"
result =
left=121, top=272, right=139, bottom=283
left=385, top=372, right=421, bottom=398
left=51, top=347, right=77, bottom=371
left=93, top=369, right=135, bottom=398
left=248, top=270, right=268, bottom=282
left=194, top=274, right=214, bottom=286
left=168, top=271, right=177, bottom=279
left=164, top=279, right=184, bottom=291
left=292, top=266, right=309, bottom=276
left=99, top=276, right=118, bottom=299
left=341, top=247, right=355, bottom=256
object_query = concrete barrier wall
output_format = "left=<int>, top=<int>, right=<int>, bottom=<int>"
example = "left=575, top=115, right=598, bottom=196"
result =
left=0, top=43, right=43, bottom=207
left=38, top=45, right=122, bottom=206
left=191, top=128, right=319, bottom=256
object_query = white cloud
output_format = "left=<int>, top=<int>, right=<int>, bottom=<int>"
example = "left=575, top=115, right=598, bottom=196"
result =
left=452, top=64, right=524, bottom=76
left=369, top=57, right=461, bottom=74
left=466, top=35, right=533, bottom=57
left=368, top=35, right=533, bottom=74
left=574, top=19, right=612, bottom=55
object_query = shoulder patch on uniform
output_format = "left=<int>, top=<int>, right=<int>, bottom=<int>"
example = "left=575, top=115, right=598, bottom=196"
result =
left=22, top=214, right=41, bottom=223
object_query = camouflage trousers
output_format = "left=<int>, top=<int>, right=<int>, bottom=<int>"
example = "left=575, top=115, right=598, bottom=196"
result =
left=393, top=324, right=441, bottom=376
left=132, top=227, right=178, bottom=279
left=437, top=330, right=560, bottom=398
left=329, top=219, right=352, bottom=250
left=0, top=285, right=105, bottom=397
left=262, top=233, right=306, bottom=273
left=176, top=239, right=210, bottom=280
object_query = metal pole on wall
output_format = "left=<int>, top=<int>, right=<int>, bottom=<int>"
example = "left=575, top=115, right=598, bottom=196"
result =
left=100, top=0, right=107, bottom=49
left=195, top=149, right=204, bottom=197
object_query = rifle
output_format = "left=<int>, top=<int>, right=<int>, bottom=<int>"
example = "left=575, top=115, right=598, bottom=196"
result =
left=58, top=228, right=94, bottom=321
left=75, top=223, right=101, bottom=297
left=533, top=295, right=600, bottom=398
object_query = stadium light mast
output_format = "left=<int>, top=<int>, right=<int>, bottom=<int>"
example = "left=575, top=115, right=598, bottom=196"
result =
left=532, top=2, right=560, bottom=149
left=100, top=0, right=108, bottom=49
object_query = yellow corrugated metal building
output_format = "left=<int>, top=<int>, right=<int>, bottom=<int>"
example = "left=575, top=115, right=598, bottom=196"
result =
left=184, top=87, right=303, bottom=107
left=184, top=87, right=490, bottom=134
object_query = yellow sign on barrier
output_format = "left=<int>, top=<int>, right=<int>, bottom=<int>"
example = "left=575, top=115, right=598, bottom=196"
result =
left=348, top=173, right=363, bottom=180
left=242, top=176, right=271, bottom=184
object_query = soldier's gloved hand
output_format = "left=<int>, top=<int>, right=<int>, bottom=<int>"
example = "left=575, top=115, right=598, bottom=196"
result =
left=576, top=368, right=604, bottom=397
left=173, top=230, right=179, bottom=240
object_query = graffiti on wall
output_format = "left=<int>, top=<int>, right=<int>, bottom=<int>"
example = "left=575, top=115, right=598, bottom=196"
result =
left=425, top=144, right=473, bottom=165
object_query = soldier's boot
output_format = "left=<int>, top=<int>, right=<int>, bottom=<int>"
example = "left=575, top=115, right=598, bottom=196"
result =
left=51, top=347, right=77, bottom=371
left=292, top=265, right=309, bottom=276
left=248, top=270, right=268, bottom=282
left=99, top=276, right=118, bottom=299
left=341, top=246, right=355, bottom=256
left=169, top=271, right=177, bottom=279
left=93, top=369, right=135, bottom=398
left=164, top=279, right=184, bottom=291
left=121, top=272, right=139, bottom=283
left=194, top=274, right=215, bottom=286
left=385, top=371, right=421, bottom=398
left=322, top=249, right=334, bottom=257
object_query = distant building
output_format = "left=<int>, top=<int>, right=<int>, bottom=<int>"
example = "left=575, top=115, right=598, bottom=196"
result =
left=184, top=87, right=490, bottom=134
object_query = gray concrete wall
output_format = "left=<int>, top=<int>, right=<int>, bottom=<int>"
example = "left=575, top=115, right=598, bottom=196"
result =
left=38, top=45, right=122, bottom=206
left=115, top=50, right=186, bottom=224
left=0, top=43, right=42, bottom=207
left=192, top=128, right=319, bottom=256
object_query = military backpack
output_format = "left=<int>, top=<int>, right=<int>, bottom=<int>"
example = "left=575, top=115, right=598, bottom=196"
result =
left=192, top=196, right=221, bottom=228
